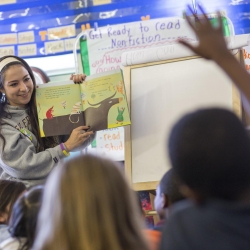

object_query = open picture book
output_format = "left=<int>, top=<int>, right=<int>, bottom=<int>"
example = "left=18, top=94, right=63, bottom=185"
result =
left=36, top=69, right=131, bottom=137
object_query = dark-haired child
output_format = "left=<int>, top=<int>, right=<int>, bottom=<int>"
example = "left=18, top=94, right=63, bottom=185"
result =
left=154, top=169, right=185, bottom=231
left=0, top=185, right=43, bottom=250
left=160, top=108, right=250, bottom=250
left=0, top=180, right=26, bottom=243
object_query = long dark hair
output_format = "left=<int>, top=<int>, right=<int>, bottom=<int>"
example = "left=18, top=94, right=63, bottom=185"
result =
left=0, top=180, right=26, bottom=224
left=0, top=55, right=56, bottom=152
left=9, top=185, right=43, bottom=250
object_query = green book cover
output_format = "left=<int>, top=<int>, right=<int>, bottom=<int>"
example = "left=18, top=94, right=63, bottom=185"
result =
left=36, top=69, right=130, bottom=137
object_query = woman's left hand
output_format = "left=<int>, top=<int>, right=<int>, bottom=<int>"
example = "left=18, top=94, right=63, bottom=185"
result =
left=70, top=73, right=86, bottom=83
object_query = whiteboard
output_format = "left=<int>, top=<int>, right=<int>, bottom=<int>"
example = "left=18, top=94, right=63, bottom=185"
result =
left=124, top=56, right=241, bottom=190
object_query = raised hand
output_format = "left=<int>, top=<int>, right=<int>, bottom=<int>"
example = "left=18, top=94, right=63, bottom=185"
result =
left=179, top=4, right=229, bottom=61
left=180, top=4, right=250, bottom=115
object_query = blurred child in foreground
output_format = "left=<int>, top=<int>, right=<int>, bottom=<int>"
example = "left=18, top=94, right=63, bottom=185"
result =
left=0, top=180, right=26, bottom=243
left=160, top=108, right=250, bottom=250
left=33, top=155, right=149, bottom=250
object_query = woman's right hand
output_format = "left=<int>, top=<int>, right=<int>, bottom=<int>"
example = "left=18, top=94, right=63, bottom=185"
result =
left=64, top=126, right=94, bottom=152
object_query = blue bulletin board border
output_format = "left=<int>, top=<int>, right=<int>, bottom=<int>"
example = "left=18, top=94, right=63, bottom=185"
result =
left=0, top=0, right=249, bottom=59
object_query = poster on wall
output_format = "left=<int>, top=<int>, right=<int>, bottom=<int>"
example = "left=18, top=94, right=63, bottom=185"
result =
left=80, top=17, right=196, bottom=75
left=1, top=0, right=249, bottom=61
left=0, top=0, right=198, bottom=61
left=243, top=45, right=250, bottom=73
left=241, top=45, right=250, bottom=126
left=88, top=127, right=124, bottom=161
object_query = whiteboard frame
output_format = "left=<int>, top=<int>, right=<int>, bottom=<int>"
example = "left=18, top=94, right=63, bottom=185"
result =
left=124, top=54, right=242, bottom=191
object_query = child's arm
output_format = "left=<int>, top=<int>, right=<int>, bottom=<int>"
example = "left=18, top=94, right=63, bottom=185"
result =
left=179, top=5, right=250, bottom=112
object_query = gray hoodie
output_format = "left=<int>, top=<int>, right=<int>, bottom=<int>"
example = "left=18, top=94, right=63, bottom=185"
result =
left=0, top=105, right=93, bottom=187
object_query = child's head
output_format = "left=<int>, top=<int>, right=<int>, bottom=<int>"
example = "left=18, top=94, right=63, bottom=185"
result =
left=34, top=154, right=149, bottom=250
left=168, top=108, right=250, bottom=202
left=154, top=169, right=185, bottom=219
left=8, top=185, right=43, bottom=249
left=0, top=180, right=26, bottom=224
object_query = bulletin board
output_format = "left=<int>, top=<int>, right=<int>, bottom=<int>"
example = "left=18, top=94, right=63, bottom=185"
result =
left=123, top=54, right=242, bottom=191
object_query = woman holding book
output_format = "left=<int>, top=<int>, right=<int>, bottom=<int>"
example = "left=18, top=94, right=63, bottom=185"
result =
left=0, top=55, right=94, bottom=187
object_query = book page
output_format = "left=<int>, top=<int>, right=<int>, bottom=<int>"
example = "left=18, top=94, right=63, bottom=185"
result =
left=80, top=69, right=131, bottom=131
left=36, top=84, right=83, bottom=137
